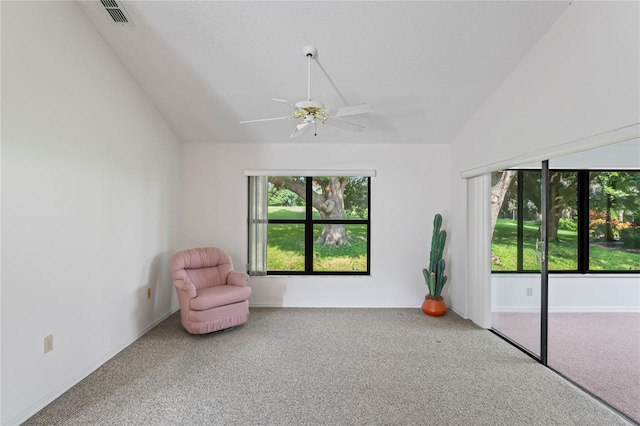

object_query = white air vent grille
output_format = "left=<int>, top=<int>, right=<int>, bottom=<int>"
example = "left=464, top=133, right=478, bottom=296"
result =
left=101, top=0, right=134, bottom=26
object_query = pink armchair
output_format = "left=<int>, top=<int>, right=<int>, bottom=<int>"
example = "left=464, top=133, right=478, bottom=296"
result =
left=171, top=247, right=251, bottom=334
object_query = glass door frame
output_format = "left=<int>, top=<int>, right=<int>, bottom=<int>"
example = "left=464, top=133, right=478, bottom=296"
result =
left=490, top=160, right=550, bottom=364
left=540, top=160, right=549, bottom=365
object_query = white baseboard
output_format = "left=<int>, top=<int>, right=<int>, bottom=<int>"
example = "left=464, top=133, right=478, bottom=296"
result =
left=492, top=306, right=640, bottom=313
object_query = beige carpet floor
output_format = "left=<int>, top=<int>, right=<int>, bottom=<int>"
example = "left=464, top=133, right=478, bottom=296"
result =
left=24, top=308, right=633, bottom=425
left=492, top=311, right=640, bottom=423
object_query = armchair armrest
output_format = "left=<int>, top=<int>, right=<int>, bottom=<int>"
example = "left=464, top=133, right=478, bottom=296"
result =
left=227, top=271, right=249, bottom=287
left=173, top=280, right=197, bottom=299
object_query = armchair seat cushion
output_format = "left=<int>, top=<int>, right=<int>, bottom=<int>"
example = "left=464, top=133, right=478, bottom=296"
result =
left=190, top=285, right=252, bottom=311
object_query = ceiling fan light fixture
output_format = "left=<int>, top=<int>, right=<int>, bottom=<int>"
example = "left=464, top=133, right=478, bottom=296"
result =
left=295, top=100, right=326, bottom=118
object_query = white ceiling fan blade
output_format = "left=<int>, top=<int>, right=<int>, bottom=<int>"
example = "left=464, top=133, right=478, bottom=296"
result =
left=272, top=98, right=299, bottom=109
left=240, top=116, right=293, bottom=124
left=322, top=118, right=364, bottom=132
left=333, top=104, right=373, bottom=117
left=290, top=121, right=311, bottom=138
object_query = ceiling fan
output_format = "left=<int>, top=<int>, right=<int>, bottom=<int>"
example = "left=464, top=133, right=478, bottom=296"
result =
left=240, top=46, right=373, bottom=138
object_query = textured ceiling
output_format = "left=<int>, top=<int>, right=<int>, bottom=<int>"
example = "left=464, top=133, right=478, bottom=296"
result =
left=79, top=1, right=571, bottom=144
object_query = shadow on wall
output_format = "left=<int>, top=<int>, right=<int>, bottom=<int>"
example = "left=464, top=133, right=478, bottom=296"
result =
left=135, top=251, right=176, bottom=334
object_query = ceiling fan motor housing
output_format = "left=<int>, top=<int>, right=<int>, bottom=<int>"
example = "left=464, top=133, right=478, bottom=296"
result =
left=295, top=100, right=325, bottom=117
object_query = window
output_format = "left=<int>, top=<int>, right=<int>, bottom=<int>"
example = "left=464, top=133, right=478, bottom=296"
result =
left=491, top=169, right=640, bottom=272
left=248, top=176, right=371, bottom=275
left=589, top=171, right=640, bottom=270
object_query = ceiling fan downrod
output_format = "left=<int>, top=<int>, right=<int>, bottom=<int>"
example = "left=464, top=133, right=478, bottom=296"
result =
left=303, top=45, right=317, bottom=102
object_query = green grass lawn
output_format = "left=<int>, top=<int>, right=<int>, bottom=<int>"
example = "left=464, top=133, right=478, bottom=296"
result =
left=268, top=213, right=638, bottom=272
left=268, top=206, right=308, bottom=220
left=267, top=207, right=367, bottom=272
left=492, top=219, right=640, bottom=271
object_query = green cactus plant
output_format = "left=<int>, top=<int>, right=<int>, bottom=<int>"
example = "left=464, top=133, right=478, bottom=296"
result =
left=423, top=213, right=448, bottom=299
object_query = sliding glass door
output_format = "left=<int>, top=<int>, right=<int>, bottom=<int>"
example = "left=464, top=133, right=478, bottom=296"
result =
left=490, top=139, right=640, bottom=423
left=491, top=162, right=548, bottom=360
left=545, top=146, right=640, bottom=422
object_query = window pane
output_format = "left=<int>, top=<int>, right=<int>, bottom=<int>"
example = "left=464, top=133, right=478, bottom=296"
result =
left=312, top=224, right=368, bottom=272
left=311, top=177, right=368, bottom=221
left=491, top=170, right=519, bottom=271
left=267, top=177, right=306, bottom=220
left=344, top=177, right=369, bottom=220
left=490, top=170, right=543, bottom=271
left=547, top=171, right=578, bottom=271
left=491, top=170, right=581, bottom=272
left=521, top=170, right=543, bottom=271
left=267, top=224, right=305, bottom=271
left=589, top=171, right=640, bottom=270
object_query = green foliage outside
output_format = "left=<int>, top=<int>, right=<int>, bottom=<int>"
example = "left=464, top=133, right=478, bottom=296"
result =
left=619, top=226, right=640, bottom=249
left=590, top=171, right=640, bottom=218
left=342, top=177, right=369, bottom=219
left=558, top=218, right=577, bottom=232
left=266, top=207, right=367, bottom=272
left=492, top=218, right=640, bottom=271
left=268, top=184, right=304, bottom=207
left=268, top=177, right=369, bottom=218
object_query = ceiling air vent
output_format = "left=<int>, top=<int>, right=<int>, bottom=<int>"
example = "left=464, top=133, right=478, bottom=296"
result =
left=101, top=0, right=134, bottom=26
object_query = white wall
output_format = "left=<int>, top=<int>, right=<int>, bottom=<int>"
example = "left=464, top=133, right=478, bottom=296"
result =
left=1, top=2, right=182, bottom=424
left=449, top=1, right=640, bottom=325
left=182, top=142, right=451, bottom=308
left=549, top=138, right=640, bottom=169
left=492, top=275, right=640, bottom=313
left=453, top=1, right=640, bottom=174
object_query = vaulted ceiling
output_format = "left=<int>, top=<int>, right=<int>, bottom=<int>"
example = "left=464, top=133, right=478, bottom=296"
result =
left=79, top=1, right=571, bottom=144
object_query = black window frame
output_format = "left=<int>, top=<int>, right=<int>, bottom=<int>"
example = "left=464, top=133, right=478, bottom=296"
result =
left=266, top=176, right=371, bottom=276
left=492, top=168, right=640, bottom=274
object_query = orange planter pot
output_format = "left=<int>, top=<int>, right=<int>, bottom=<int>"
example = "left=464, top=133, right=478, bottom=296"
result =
left=422, top=297, right=447, bottom=317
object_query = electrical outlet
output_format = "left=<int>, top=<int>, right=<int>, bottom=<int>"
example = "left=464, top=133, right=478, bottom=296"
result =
left=146, top=287, right=152, bottom=299
left=44, top=334, right=53, bottom=353
left=526, top=287, right=533, bottom=297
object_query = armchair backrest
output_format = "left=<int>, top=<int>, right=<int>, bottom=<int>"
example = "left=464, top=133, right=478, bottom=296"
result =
left=171, top=247, right=234, bottom=290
